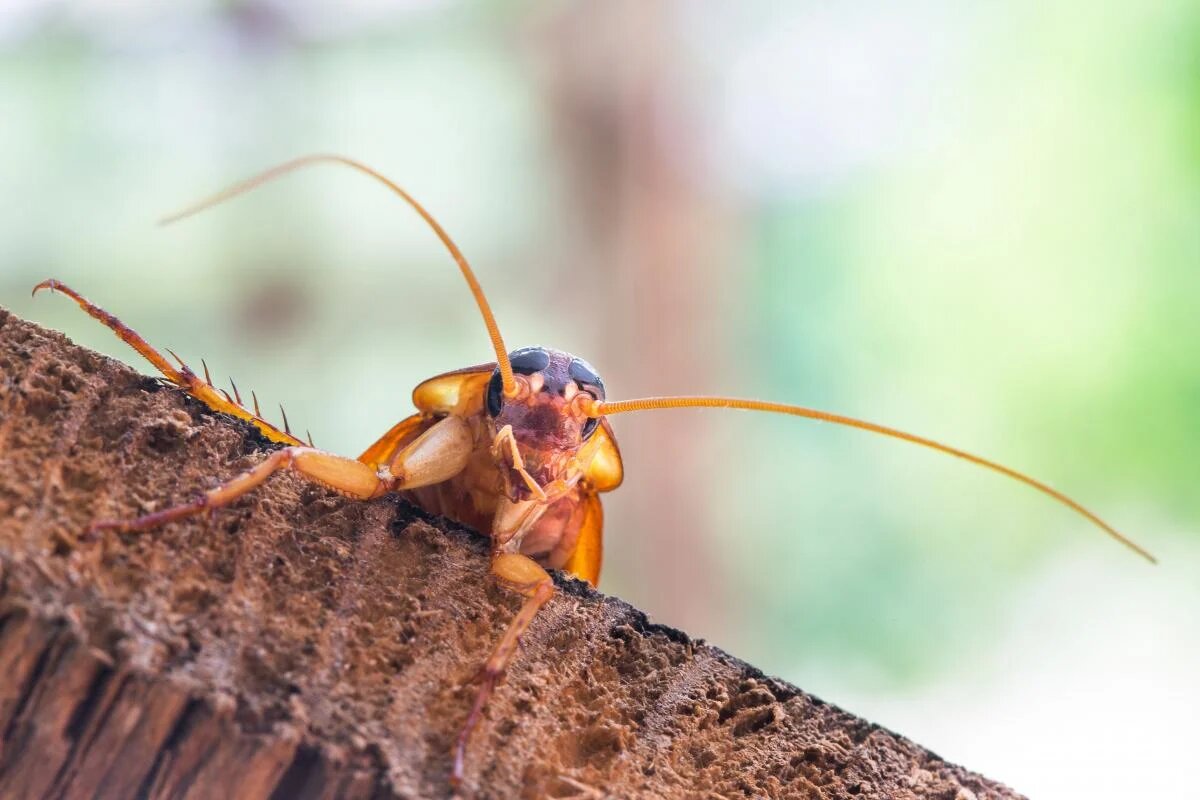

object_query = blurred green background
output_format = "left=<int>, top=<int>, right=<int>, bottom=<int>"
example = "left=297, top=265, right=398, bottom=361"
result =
left=3, top=2, right=1198, bottom=796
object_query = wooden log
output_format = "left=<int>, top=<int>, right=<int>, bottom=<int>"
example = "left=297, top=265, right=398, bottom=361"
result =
left=0, top=307, right=1024, bottom=799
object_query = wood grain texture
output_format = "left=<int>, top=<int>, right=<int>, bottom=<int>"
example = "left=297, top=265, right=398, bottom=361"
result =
left=0, top=307, right=1025, bottom=799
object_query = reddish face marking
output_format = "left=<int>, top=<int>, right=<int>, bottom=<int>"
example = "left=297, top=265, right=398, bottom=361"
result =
left=487, top=347, right=604, bottom=501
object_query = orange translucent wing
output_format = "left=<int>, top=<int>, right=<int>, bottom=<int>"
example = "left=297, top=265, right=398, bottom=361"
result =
left=33, top=279, right=305, bottom=447
left=411, top=363, right=495, bottom=416
left=357, top=413, right=434, bottom=468
left=580, top=419, right=623, bottom=492
left=562, top=491, right=603, bottom=586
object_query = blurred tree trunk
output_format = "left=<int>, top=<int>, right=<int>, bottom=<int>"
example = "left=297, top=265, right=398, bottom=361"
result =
left=529, top=1, right=734, bottom=636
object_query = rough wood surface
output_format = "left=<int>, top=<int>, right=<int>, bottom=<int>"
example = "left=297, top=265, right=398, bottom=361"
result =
left=0, top=307, right=1025, bottom=799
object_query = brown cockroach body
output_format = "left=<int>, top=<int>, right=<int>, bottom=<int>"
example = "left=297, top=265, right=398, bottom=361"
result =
left=33, top=154, right=1154, bottom=789
left=402, top=348, right=616, bottom=574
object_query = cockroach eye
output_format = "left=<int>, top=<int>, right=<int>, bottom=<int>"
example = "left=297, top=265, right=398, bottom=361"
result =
left=568, top=357, right=605, bottom=399
left=508, top=347, right=550, bottom=375
left=581, top=415, right=599, bottom=440
left=486, top=370, right=503, bottom=417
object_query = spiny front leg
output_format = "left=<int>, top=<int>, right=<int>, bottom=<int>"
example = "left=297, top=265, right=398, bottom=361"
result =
left=453, top=552, right=556, bottom=788
left=91, top=415, right=473, bottom=534
left=33, top=278, right=306, bottom=446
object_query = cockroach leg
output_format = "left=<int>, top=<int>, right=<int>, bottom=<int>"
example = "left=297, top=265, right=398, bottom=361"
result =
left=452, top=553, right=556, bottom=788
left=88, top=447, right=386, bottom=535
left=492, top=424, right=547, bottom=501
left=33, top=279, right=305, bottom=446
left=384, top=415, right=473, bottom=488
left=491, top=497, right=548, bottom=548
left=89, top=416, right=473, bottom=536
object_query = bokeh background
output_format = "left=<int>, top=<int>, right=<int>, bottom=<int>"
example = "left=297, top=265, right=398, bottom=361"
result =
left=3, top=2, right=1198, bottom=796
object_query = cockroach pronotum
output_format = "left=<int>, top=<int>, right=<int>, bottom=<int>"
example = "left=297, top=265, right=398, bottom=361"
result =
left=32, top=154, right=1155, bottom=788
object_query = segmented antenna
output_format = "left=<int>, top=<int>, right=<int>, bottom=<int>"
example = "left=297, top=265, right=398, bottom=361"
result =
left=591, top=395, right=1155, bottom=563
left=159, top=154, right=516, bottom=395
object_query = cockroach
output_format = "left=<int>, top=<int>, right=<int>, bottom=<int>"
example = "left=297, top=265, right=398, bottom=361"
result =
left=32, top=154, right=1155, bottom=788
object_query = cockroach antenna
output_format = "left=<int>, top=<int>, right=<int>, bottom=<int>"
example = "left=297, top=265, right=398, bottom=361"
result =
left=157, top=154, right=517, bottom=396
left=587, top=395, right=1156, bottom=563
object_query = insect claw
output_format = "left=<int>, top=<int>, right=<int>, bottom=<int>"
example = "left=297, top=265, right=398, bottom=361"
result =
left=32, top=278, right=60, bottom=297
left=229, top=377, right=243, bottom=405
left=201, top=358, right=214, bottom=386
left=279, top=404, right=292, bottom=435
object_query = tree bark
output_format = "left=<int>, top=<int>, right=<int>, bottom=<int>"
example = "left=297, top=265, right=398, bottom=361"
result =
left=0, top=307, right=1024, bottom=799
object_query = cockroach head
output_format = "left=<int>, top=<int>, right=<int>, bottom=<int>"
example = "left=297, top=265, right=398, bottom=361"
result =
left=486, top=347, right=604, bottom=441
left=485, top=347, right=604, bottom=500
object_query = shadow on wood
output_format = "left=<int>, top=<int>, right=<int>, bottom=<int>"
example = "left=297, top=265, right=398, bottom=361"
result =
left=0, top=308, right=1024, bottom=799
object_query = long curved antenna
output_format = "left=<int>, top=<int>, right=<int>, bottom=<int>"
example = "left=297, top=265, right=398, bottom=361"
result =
left=591, top=395, right=1155, bottom=563
left=160, top=154, right=516, bottom=395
